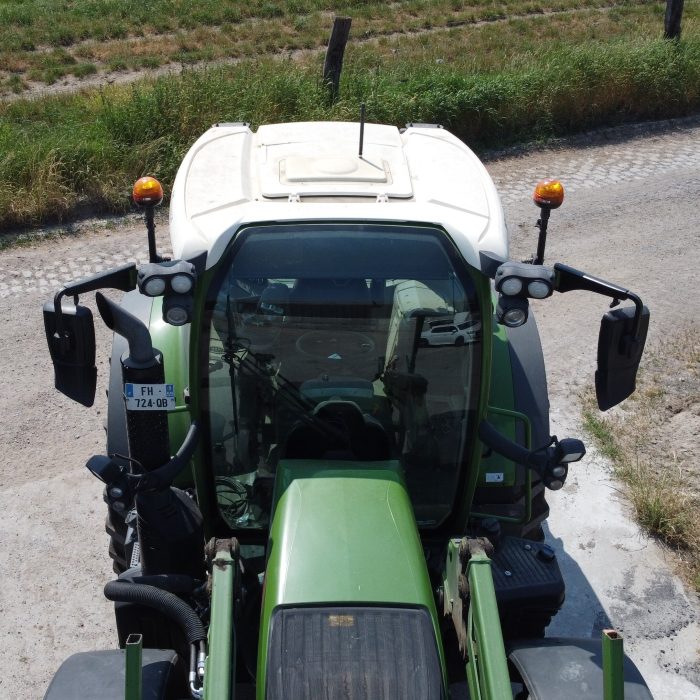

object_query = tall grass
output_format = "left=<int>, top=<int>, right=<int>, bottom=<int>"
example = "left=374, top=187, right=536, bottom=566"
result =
left=1, top=37, right=699, bottom=229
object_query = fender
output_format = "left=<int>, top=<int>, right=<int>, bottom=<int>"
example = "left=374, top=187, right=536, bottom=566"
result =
left=508, top=637, right=653, bottom=699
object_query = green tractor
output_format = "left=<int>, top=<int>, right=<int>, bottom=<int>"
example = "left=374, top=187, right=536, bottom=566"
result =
left=43, top=121, right=653, bottom=699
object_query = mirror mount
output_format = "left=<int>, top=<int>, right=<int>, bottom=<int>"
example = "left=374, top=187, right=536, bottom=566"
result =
left=52, top=263, right=137, bottom=339
left=44, top=263, right=137, bottom=407
left=553, top=263, right=645, bottom=344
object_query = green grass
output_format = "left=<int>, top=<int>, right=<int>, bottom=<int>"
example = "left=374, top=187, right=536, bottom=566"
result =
left=0, top=0, right=654, bottom=49
left=0, top=0, right=699, bottom=228
left=582, top=403, right=697, bottom=551
left=1, top=35, right=700, bottom=228
left=0, top=0, right=684, bottom=91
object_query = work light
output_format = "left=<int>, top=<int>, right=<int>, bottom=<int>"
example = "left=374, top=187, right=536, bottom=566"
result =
left=495, top=262, right=554, bottom=300
left=163, top=294, right=194, bottom=326
left=142, top=276, right=167, bottom=297
left=137, top=260, right=197, bottom=325
left=496, top=296, right=528, bottom=327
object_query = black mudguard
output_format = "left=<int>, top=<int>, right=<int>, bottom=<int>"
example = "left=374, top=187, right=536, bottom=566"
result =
left=506, top=312, right=550, bottom=450
left=508, top=637, right=653, bottom=699
left=43, top=649, right=182, bottom=700
left=507, top=312, right=551, bottom=538
left=473, top=312, right=552, bottom=540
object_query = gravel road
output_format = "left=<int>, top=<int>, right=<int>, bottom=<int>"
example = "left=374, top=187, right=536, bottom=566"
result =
left=1, top=117, right=699, bottom=699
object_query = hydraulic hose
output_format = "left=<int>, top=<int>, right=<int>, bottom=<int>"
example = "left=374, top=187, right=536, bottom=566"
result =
left=129, top=574, right=199, bottom=595
left=104, top=580, right=206, bottom=645
left=136, top=422, right=200, bottom=492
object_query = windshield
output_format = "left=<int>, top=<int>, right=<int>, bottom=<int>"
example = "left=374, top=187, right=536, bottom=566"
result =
left=201, top=223, right=483, bottom=530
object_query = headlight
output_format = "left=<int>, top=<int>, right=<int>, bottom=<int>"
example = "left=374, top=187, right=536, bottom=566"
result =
left=143, top=276, right=166, bottom=296
left=496, top=296, right=529, bottom=328
left=527, top=280, right=552, bottom=299
left=165, top=305, right=189, bottom=326
left=163, top=293, right=194, bottom=326
left=495, top=262, right=554, bottom=300
left=171, top=273, right=194, bottom=294
left=500, top=277, right=523, bottom=296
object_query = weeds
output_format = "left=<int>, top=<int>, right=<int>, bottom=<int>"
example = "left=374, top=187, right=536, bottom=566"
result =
left=1, top=36, right=700, bottom=229
left=1, top=0, right=700, bottom=229
left=0, top=0, right=691, bottom=94
left=581, top=326, right=700, bottom=590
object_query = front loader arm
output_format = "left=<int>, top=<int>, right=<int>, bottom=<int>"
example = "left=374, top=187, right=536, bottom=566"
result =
left=443, top=538, right=511, bottom=700
left=203, top=539, right=240, bottom=700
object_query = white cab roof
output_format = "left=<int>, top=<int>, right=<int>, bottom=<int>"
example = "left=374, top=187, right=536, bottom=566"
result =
left=169, top=121, right=508, bottom=270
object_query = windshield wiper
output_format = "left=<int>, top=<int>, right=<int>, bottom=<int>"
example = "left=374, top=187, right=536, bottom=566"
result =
left=220, top=295, right=349, bottom=444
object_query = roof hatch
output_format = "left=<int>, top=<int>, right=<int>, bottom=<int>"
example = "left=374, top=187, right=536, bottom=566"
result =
left=258, top=122, right=413, bottom=198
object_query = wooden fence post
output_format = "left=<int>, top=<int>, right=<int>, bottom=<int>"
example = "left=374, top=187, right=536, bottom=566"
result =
left=664, top=0, right=684, bottom=39
left=323, top=17, right=352, bottom=103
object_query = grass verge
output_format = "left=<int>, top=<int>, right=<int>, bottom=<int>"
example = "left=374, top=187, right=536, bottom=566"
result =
left=581, top=326, right=700, bottom=590
left=0, top=0, right=674, bottom=87
left=1, top=36, right=700, bottom=231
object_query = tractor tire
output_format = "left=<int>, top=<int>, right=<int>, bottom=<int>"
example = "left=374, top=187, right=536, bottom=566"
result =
left=105, top=499, right=129, bottom=574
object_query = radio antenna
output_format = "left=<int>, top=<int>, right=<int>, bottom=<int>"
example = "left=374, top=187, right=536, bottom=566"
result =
left=359, top=103, right=366, bottom=158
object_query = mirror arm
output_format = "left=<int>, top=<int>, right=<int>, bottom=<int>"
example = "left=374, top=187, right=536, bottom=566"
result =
left=52, top=263, right=138, bottom=339
left=478, top=420, right=548, bottom=476
left=479, top=251, right=508, bottom=279
left=553, top=263, right=645, bottom=343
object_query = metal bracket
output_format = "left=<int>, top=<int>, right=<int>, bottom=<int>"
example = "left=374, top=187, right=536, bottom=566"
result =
left=443, top=537, right=493, bottom=656
left=125, top=634, right=143, bottom=700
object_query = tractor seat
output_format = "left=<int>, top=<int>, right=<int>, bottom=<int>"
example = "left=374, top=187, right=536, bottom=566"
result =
left=283, top=400, right=391, bottom=461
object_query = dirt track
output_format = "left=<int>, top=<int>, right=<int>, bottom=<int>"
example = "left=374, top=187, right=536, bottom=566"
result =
left=1, top=117, right=699, bottom=698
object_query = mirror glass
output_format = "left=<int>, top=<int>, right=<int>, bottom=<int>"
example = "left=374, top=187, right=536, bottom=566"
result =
left=595, top=305, right=649, bottom=410
left=43, top=302, right=97, bottom=407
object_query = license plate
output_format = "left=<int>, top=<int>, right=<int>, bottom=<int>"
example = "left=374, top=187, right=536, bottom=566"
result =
left=124, top=383, right=176, bottom=411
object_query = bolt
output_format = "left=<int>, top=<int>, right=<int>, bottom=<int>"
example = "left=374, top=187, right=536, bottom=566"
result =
left=504, top=570, right=512, bottom=577
left=109, top=486, right=124, bottom=499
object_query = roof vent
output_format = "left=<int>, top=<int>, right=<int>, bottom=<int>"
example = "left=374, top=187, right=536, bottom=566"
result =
left=281, top=156, right=388, bottom=184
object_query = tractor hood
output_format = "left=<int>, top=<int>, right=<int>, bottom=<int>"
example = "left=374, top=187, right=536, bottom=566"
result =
left=262, top=459, right=435, bottom=606
left=257, top=459, right=446, bottom=697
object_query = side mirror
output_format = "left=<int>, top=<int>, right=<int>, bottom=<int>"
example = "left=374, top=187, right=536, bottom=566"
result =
left=595, top=305, right=650, bottom=411
left=43, top=301, right=97, bottom=407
